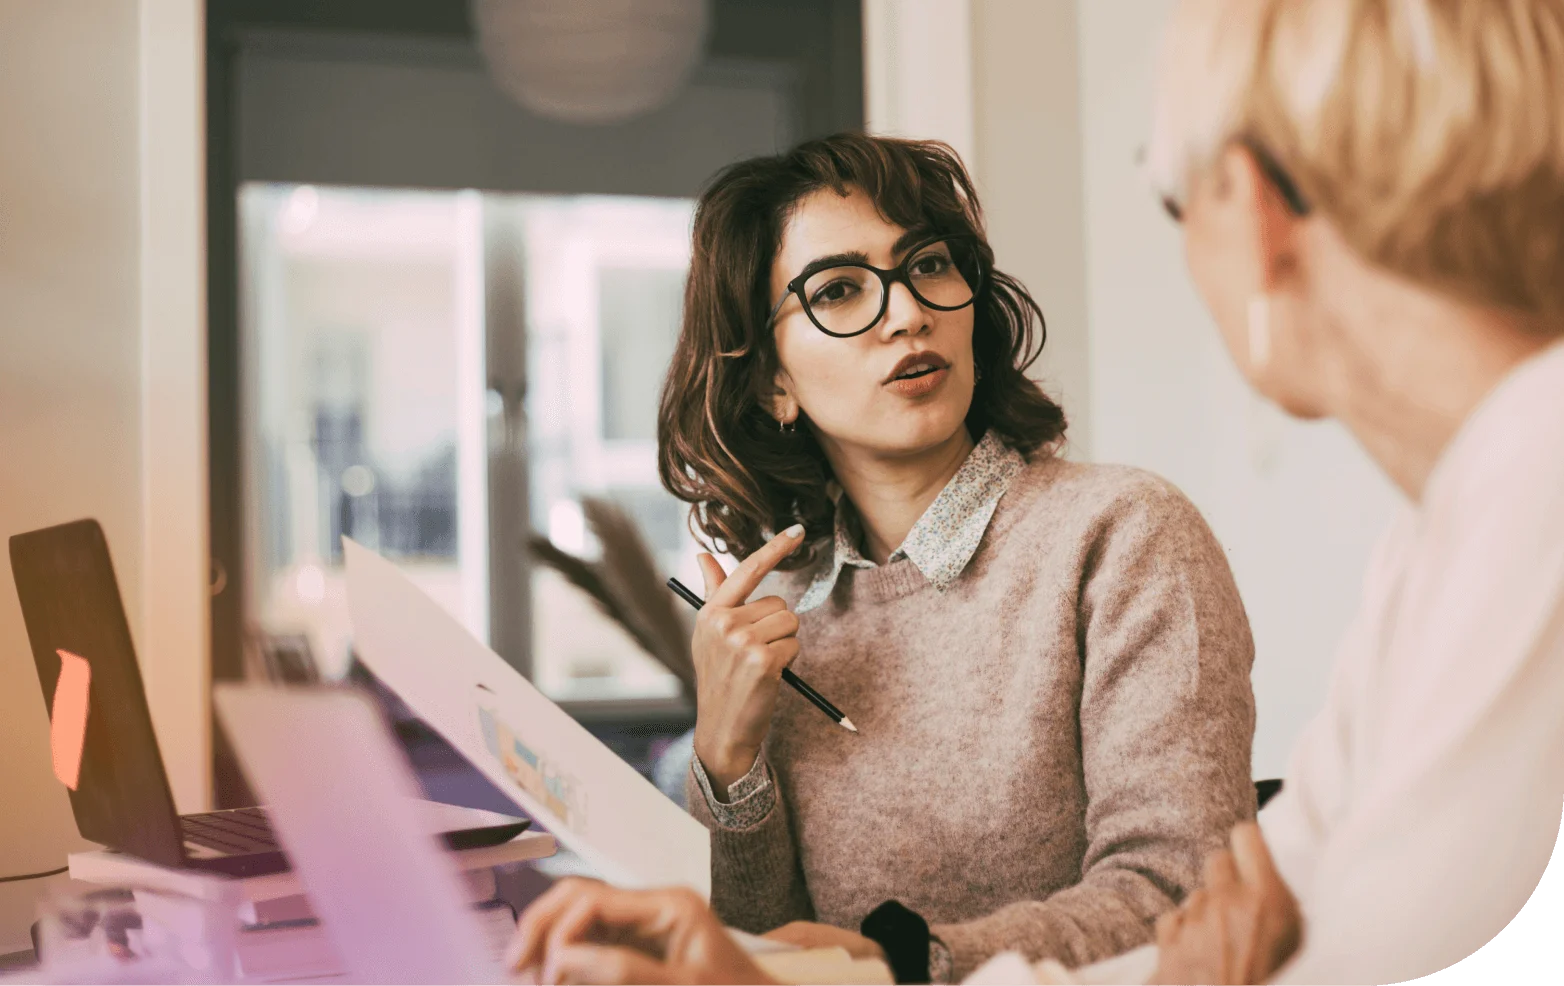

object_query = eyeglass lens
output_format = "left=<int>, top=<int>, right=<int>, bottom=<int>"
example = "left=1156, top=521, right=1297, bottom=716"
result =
left=801, top=239, right=979, bottom=337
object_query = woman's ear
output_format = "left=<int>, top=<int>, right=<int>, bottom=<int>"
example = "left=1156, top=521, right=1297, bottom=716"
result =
left=770, top=367, right=799, bottom=425
left=1213, top=144, right=1327, bottom=416
left=1218, top=143, right=1303, bottom=294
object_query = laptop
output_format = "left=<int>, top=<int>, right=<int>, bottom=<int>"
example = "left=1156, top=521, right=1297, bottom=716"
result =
left=8, top=518, right=529, bottom=879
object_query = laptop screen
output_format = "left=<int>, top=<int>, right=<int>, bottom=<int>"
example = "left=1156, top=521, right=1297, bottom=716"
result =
left=9, top=519, right=186, bottom=866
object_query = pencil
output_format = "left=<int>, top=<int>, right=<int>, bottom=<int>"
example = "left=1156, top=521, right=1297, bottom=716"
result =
left=666, top=577, right=857, bottom=733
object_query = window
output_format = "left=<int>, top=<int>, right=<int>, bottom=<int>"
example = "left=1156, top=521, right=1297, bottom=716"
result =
left=240, top=184, right=700, bottom=702
left=509, top=193, right=698, bottom=701
left=210, top=0, right=862, bottom=802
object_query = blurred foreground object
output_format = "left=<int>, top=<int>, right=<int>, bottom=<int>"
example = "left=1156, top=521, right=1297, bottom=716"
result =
left=29, top=884, right=239, bottom=985
left=240, top=626, right=321, bottom=685
left=473, top=0, right=710, bottom=125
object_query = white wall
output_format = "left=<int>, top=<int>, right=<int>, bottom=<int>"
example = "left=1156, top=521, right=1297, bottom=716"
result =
left=0, top=0, right=207, bottom=954
left=1075, top=0, right=1401, bottom=777
left=864, top=0, right=1092, bottom=443
left=863, top=0, right=976, bottom=168
left=865, top=0, right=1402, bottom=779
left=970, top=0, right=1091, bottom=450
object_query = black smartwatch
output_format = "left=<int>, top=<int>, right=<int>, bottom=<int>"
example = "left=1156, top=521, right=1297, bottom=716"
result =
left=860, top=899, right=932, bottom=984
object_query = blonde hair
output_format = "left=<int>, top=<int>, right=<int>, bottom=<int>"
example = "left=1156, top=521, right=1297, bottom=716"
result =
left=1148, top=0, right=1564, bottom=319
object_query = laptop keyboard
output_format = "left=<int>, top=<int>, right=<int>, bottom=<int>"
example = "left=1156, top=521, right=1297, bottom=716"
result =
left=181, top=807, right=281, bottom=856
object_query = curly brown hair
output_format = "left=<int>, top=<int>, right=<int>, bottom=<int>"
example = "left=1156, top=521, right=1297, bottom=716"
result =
left=657, top=132, right=1067, bottom=570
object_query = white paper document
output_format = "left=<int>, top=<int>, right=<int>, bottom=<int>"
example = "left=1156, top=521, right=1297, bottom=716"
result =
left=961, top=951, right=1043, bottom=985
left=1061, top=943, right=1156, bottom=984
left=754, top=946, right=895, bottom=985
left=343, top=539, right=711, bottom=895
left=962, top=945, right=1158, bottom=986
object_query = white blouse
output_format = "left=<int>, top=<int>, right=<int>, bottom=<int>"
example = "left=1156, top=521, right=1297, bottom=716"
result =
left=993, top=340, right=1564, bottom=986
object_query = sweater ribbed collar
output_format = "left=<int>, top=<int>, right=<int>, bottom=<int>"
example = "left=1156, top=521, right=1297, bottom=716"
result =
left=795, top=430, right=1024, bottom=613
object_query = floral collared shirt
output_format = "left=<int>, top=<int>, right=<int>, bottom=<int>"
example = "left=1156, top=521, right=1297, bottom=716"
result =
left=689, top=431, right=1024, bottom=982
left=795, top=428, right=1026, bottom=613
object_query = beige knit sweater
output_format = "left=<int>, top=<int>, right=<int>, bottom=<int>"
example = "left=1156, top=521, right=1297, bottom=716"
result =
left=685, top=456, right=1257, bottom=979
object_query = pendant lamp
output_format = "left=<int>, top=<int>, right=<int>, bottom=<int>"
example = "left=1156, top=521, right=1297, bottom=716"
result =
left=472, top=0, right=711, bottom=125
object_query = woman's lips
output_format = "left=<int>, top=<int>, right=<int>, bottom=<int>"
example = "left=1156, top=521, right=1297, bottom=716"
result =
left=884, top=365, right=951, bottom=398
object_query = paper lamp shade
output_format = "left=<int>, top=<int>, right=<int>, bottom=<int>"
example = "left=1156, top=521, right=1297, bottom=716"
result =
left=473, top=0, right=711, bottom=125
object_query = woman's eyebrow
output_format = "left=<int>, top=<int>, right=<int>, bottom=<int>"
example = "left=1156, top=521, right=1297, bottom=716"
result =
left=799, top=249, right=869, bottom=273
left=892, top=227, right=937, bottom=255
left=799, top=229, right=940, bottom=275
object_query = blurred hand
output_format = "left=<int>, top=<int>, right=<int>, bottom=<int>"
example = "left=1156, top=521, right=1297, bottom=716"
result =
left=505, top=878, right=776, bottom=985
left=1152, top=822, right=1303, bottom=985
left=690, top=525, right=807, bottom=794
left=763, top=920, right=887, bottom=963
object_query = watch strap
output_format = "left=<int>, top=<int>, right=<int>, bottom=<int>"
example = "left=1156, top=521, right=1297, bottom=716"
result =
left=860, top=899, right=932, bottom=985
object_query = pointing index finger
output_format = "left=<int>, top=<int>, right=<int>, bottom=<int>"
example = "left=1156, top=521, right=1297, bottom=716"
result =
left=707, top=524, right=805, bottom=607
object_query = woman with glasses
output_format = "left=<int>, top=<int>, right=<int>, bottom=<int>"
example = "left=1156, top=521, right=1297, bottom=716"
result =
left=644, top=131, right=1255, bottom=983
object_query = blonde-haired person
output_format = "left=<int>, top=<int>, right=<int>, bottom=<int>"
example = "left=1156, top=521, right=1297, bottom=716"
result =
left=504, top=0, right=1564, bottom=983
left=1130, top=0, right=1564, bottom=983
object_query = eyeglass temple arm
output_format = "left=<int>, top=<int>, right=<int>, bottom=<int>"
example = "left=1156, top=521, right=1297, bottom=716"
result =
left=765, top=291, right=791, bottom=327
left=1238, top=138, right=1311, bottom=216
left=1136, top=141, right=1310, bottom=219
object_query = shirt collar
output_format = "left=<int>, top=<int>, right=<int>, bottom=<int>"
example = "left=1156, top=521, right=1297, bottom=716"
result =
left=1421, top=339, right=1564, bottom=513
left=795, top=430, right=1025, bottom=613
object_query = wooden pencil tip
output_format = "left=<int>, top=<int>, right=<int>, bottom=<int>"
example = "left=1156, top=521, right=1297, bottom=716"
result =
left=839, top=717, right=858, bottom=733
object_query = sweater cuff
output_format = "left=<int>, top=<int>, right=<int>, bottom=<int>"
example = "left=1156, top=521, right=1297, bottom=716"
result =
left=929, top=937, right=954, bottom=984
left=690, top=752, right=776, bottom=830
left=927, top=921, right=1005, bottom=984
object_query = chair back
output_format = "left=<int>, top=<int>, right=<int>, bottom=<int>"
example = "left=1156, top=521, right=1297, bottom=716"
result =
left=1255, top=778, right=1284, bottom=810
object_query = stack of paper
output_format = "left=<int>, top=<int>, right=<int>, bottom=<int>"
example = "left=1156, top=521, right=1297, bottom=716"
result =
left=232, top=901, right=520, bottom=983
left=66, top=829, right=555, bottom=905
left=65, top=832, right=554, bottom=983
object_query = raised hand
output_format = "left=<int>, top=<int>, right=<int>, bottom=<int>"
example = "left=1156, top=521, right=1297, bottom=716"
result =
left=690, top=525, right=807, bottom=795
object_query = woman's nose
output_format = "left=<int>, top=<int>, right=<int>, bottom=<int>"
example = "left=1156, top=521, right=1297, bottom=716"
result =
left=877, top=281, right=930, bottom=339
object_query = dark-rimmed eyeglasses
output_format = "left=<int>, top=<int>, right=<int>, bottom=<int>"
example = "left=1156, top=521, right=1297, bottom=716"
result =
left=1150, top=137, right=1312, bottom=223
left=766, top=235, right=986, bottom=338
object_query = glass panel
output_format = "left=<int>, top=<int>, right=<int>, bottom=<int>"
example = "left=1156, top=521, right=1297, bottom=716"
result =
left=241, top=185, right=701, bottom=702
left=508, top=194, right=698, bottom=702
left=240, top=184, right=488, bottom=680
left=599, top=267, right=684, bottom=443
